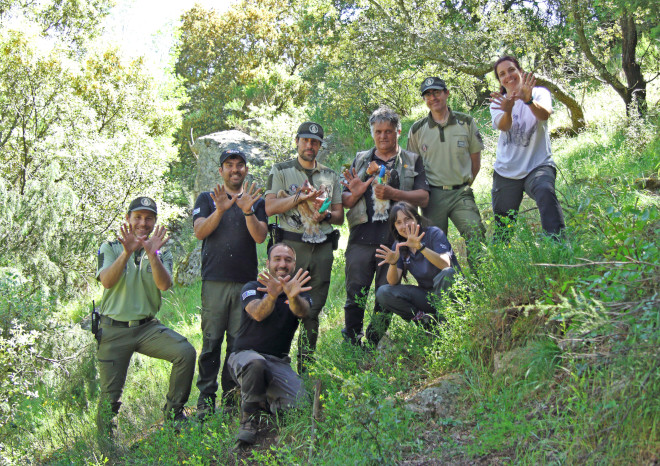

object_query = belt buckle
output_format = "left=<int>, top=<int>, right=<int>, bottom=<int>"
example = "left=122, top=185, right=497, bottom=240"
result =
left=128, top=320, right=141, bottom=328
left=442, top=185, right=452, bottom=190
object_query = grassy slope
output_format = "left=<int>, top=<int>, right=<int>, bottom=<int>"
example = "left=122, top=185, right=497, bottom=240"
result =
left=7, top=89, right=659, bottom=465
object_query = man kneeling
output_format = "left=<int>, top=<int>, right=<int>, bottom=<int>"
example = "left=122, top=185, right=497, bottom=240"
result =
left=229, top=243, right=312, bottom=445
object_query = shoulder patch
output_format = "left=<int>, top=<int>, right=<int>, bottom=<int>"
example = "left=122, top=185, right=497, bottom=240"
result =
left=193, top=207, right=200, bottom=216
left=242, top=289, right=257, bottom=300
left=410, top=117, right=430, bottom=136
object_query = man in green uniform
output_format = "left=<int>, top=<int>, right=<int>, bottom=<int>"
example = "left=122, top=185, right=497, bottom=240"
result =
left=96, top=197, right=196, bottom=437
left=265, top=122, right=344, bottom=371
left=407, top=77, right=486, bottom=270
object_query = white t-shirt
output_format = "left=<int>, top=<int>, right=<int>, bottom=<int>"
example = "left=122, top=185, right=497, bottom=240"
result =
left=490, top=87, right=554, bottom=179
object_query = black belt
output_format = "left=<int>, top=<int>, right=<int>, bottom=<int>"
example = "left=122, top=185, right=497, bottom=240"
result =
left=431, top=182, right=468, bottom=191
left=100, top=315, right=153, bottom=328
left=279, top=228, right=338, bottom=244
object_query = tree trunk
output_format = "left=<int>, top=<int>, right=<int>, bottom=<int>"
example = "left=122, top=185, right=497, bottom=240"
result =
left=536, top=77, right=586, bottom=133
left=620, top=10, right=647, bottom=117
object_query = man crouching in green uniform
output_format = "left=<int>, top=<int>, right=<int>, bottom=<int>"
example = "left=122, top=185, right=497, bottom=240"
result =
left=95, top=197, right=196, bottom=439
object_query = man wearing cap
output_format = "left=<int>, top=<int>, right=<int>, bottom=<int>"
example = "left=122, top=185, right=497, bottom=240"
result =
left=192, top=149, right=268, bottom=418
left=407, top=77, right=486, bottom=270
left=341, top=106, right=430, bottom=347
left=96, top=197, right=196, bottom=437
left=265, top=122, right=343, bottom=371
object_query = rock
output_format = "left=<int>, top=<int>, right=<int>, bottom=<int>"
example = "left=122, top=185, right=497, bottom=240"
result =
left=192, top=130, right=274, bottom=198
left=493, top=346, right=529, bottom=378
left=404, top=373, right=464, bottom=418
left=174, top=244, right=202, bottom=286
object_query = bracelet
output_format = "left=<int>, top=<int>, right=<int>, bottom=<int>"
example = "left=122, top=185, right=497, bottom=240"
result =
left=524, top=98, right=534, bottom=105
left=418, top=243, right=426, bottom=253
left=243, top=209, right=255, bottom=216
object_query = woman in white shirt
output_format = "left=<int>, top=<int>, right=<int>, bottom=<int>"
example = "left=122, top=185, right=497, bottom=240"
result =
left=489, top=56, right=565, bottom=240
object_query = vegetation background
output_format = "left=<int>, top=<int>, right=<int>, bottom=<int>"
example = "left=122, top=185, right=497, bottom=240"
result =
left=0, top=0, right=658, bottom=463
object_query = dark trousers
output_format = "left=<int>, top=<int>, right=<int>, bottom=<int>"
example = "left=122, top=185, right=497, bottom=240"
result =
left=368, top=268, right=456, bottom=345
left=343, top=242, right=388, bottom=344
left=196, top=281, right=243, bottom=408
left=492, top=165, right=565, bottom=239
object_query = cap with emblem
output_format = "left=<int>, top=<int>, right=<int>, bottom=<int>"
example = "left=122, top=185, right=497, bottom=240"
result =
left=420, top=77, right=448, bottom=96
left=128, top=196, right=158, bottom=215
left=220, top=148, right=247, bottom=165
left=296, top=121, right=324, bottom=142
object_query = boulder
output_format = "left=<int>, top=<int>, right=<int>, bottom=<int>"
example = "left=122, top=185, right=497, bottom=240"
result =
left=404, top=373, right=465, bottom=419
left=192, top=130, right=274, bottom=198
left=174, top=243, right=202, bottom=286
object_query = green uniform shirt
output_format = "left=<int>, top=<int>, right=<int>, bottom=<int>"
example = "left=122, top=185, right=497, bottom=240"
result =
left=407, top=110, right=484, bottom=187
left=266, top=158, right=342, bottom=235
left=96, top=241, right=173, bottom=321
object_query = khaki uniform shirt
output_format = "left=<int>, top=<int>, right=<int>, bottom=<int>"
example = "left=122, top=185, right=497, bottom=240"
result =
left=96, top=241, right=173, bottom=321
left=407, top=110, right=484, bottom=187
left=266, top=158, right=342, bottom=234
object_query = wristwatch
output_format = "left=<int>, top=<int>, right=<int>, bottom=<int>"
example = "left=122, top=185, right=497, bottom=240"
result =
left=524, top=97, right=534, bottom=105
left=418, top=243, right=426, bottom=253
left=323, top=211, right=332, bottom=222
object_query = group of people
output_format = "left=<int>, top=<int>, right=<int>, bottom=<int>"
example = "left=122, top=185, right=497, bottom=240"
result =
left=94, top=56, right=565, bottom=447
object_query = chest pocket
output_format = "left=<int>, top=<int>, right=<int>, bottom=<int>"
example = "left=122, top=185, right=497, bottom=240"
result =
left=451, top=135, right=470, bottom=163
left=401, top=166, right=418, bottom=191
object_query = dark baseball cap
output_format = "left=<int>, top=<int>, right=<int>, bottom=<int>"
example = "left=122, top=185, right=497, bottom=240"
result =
left=420, top=77, right=448, bottom=95
left=296, top=121, right=324, bottom=142
left=128, top=196, right=157, bottom=215
left=220, top=149, right=247, bottom=165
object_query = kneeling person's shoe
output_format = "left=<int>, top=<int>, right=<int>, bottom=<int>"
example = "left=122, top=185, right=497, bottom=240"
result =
left=238, top=411, right=258, bottom=444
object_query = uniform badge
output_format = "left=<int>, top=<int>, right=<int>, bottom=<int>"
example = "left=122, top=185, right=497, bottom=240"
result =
left=289, top=184, right=299, bottom=194
left=425, top=78, right=434, bottom=86
left=309, top=124, right=319, bottom=134
left=193, top=207, right=200, bottom=216
left=242, top=289, right=257, bottom=300
left=422, top=144, right=428, bottom=152
left=141, top=198, right=152, bottom=206
left=457, top=141, right=466, bottom=148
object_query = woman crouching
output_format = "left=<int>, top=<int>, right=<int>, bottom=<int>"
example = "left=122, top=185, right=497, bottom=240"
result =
left=368, top=202, right=460, bottom=345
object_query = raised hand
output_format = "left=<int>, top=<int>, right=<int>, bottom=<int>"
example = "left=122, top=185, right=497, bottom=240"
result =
left=210, top=183, right=236, bottom=213
left=257, top=270, right=284, bottom=298
left=280, top=269, right=312, bottom=300
left=139, top=225, right=170, bottom=255
left=341, top=167, right=375, bottom=199
left=236, top=181, right=263, bottom=214
left=375, top=244, right=400, bottom=266
left=489, top=92, right=516, bottom=113
left=399, top=223, right=426, bottom=250
left=520, top=71, right=536, bottom=103
left=118, top=222, right=141, bottom=255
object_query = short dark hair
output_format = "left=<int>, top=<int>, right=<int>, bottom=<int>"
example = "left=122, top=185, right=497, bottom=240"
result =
left=267, top=242, right=296, bottom=260
left=493, top=56, right=523, bottom=95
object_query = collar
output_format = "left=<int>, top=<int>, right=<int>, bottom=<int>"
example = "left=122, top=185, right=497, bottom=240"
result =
left=427, top=108, right=457, bottom=128
left=295, top=158, right=319, bottom=173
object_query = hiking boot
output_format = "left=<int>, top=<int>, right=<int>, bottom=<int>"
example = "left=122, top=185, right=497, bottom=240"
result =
left=197, top=396, right=216, bottom=421
left=237, top=410, right=258, bottom=444
left=171, top=410, right=190, bottom=433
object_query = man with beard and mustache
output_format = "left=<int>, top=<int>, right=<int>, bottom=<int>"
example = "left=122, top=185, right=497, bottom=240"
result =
left=265, top=122, right=343, bottom=372
left=229, top=243, right=312, bottom=446
left=192, top=149, right=268, bottom=418
left=95, top=197, right=196, bottom=439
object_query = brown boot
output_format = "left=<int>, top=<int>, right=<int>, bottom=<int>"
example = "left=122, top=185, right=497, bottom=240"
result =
left=238, top=408, right=258, bottom=444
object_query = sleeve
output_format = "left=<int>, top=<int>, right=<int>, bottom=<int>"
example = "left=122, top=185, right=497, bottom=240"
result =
left=241, top=281, right=262, bottom=308
left=193, top=192, right=212, bottom=222
left=96, top=242, right=118, bottom=279
left=490, top=101, right=504, bottom=130
left=468, top=118, right=484, bottom=153
left=159, top=249, right=174, bottom=275
left=411, top=156, right=431, bottom=191
left=254, top=198, right=268, bottom=223
left=298, top=291, right=313, bottom=309
left=427, top=227, right=451, bottom=256
left=331, top=172, right=343, bottom=204
left=534, top=87, right=552, bottom=113
left=406, top=126, right=419, bottom=155
left=265, top=164, right=285, bottom=197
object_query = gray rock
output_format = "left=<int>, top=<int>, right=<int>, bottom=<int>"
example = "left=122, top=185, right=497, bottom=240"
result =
left=404, top=373, right=464, bottom=418
left=192, top=130, right=274, bottom=199
left=174, top=243, right=202, bottom=286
